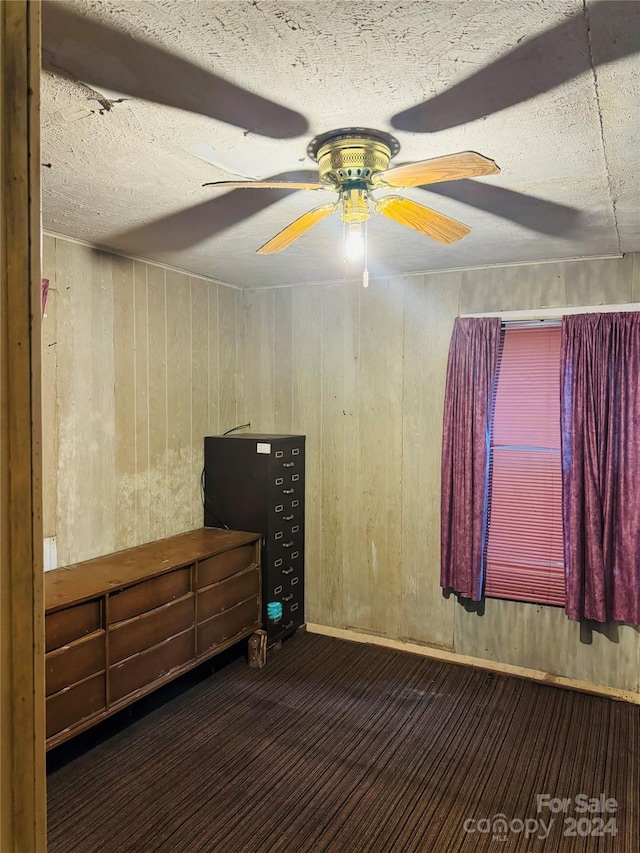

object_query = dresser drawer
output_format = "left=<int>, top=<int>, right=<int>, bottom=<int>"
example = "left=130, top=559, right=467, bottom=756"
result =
left=46, top=630, right=105, bottom=697
left=197, top=544, right=256, bottom=588
left=197, top=598, right=259, bottom=656
left=109, top=594, right=195, bottom=664
left=110, top=628, right=195, bottom=704
left=109, top=566, right=192, bottom=622
left=46, top=673, right=106, bottom=739
left=198, top=567, right=259, bottom=622
left=46, top=600, right=102, bottom=652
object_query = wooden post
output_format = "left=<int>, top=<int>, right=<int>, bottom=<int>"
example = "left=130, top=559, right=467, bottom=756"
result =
left=0, top=2, right=46, bottom=851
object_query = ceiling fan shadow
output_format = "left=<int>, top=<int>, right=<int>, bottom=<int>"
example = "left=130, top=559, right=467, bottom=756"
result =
left=42, top=3, right=308, bottom=139
left=106, top=171, right=322, bottom=255
left=391, top=0, right=640, bottom=133
left=418, top=181, right=583, bottom=237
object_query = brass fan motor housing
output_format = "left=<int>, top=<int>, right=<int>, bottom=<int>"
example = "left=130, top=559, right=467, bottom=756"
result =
left=308, top=128, right=400, bottom=187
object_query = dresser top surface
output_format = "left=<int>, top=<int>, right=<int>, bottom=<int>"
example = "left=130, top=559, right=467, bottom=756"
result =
left=45, top=528, right=260, bottom=613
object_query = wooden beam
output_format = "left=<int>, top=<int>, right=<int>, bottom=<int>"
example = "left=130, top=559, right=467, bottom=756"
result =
left=0, top=2, right=46, bottom=850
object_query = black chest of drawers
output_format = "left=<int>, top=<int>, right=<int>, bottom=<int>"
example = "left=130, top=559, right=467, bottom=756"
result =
left=204, top=434, right=305, bottom=645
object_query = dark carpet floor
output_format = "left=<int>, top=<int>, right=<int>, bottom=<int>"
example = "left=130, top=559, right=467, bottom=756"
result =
left=47, top=631, right=639, bottom=852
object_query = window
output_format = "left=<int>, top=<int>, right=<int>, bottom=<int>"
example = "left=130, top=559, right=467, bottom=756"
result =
left=484, top=324, right=565, bottom=606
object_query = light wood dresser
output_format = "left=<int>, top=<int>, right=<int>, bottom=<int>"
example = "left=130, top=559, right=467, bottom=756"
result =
left=45, top=528, right=261, bottom=749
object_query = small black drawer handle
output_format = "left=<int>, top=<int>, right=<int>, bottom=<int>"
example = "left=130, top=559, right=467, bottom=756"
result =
left=283, top=488, right=294, bottom=495
left=283, top=593, right=293, bottom=602
left=283, top=514, right=294, bottom=521
left=282, top=541, right=294, bottom=548
left=283, top=620, right=294, bottom=630
left=282, top=567, right=294, bottom=575
left=283, top=462, right=294, bottom=468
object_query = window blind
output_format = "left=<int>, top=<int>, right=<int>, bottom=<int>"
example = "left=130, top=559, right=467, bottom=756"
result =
left=484, top=326, right=565, bottom=606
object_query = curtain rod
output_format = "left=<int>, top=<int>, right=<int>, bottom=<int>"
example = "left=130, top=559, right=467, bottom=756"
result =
left=464, top=303, right=640, bottom=320
left=502, top=318, right=562, bottom=329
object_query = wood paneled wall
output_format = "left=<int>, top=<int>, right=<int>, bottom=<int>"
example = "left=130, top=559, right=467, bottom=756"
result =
left=42, top=235, right=242, bottom=566
left=43, top=238, right=640, bottom=694
left=239, top=253, right=640, bottom=693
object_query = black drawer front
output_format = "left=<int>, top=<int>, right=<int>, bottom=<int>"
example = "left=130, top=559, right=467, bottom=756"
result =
left=269, top=497, right=304, bottom=527
left=269, top=443, right=305, bottom=471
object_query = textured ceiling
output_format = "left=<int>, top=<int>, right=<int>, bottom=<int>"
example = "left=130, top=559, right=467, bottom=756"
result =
left=41, top=0, right=640, bottom=287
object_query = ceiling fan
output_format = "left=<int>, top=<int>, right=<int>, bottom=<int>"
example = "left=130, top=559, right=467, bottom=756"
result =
left=200, top=128, right=500, bottom=256
left=41, top=1, right=639, bottom=262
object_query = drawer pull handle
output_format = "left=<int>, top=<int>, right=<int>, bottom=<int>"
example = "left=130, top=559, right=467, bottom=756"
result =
left=282, top=541, right=294, bottom=548
left=282, top=567, right=294, bottom=575
left=283, top=594, right=293, bottom=601
left=283, top=620, right=294, bottom=629
left=283, top=462, right=294, bottom=468
left=274, top=585, right=282, bottom=595
left=283, top=514, right=294, bottom=521
left=283, top=488, right=294, bottom=495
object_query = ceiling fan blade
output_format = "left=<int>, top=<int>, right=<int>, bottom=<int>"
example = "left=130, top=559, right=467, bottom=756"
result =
left=391, top=0, right=640, bottom=133
left=419, top=181, right=582, bottom=237
left=104, top=171, right=320, bottom=254
left=41, top=4, right=308, bottom=139
left=257, top=203, right=339, bottom=254
left=204, top=180, right=332, bottom=191
left=373, top=196, right=471, bottom=244
left=372, top=152, right=499, bottom=189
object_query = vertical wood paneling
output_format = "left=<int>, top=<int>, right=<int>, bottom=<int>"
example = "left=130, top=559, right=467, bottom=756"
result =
left=402, top=272, right=458, bottom=648
left=587, top=254, right=633, bottom=304
left=147, top=265, right=167, bottom=541
left=207, top=282, right=220, bottom=435
left=133, top=261, right=150, bottom=544
left=46, top=239, right=237, bottom=565
left=191, top=277, right=210, bottom=528
left=218, top=283, right=238, bottom=432
left=165, top=270, right=192, bottom=536
left=43, top=240, right=640, bottom=693
left=356, top=277, right=404, bottom=637
left=341, top=281, right=361, bottom=629
left=113, top=256, right=136, bottom=549
left=318, top=283, right=348, bottom=627
left=292, top=285, right=323, bottom=624
left=55, top=241, right=116, bottom=564
left=273, top=288, right=293, bottom=434
left=41, top=234, right=57, bottom=540
left=241, top=289, right=275, bottom=430
left=88, top=249, right=116, bottom=558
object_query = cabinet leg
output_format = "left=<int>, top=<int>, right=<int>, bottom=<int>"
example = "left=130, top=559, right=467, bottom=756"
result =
left=248, top=630, right=267, bottom=668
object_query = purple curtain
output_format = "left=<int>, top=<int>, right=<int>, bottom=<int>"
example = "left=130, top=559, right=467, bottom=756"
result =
left=441, top=316, right=501, bottom=600
left=561, top=312, right=640, bottom=623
